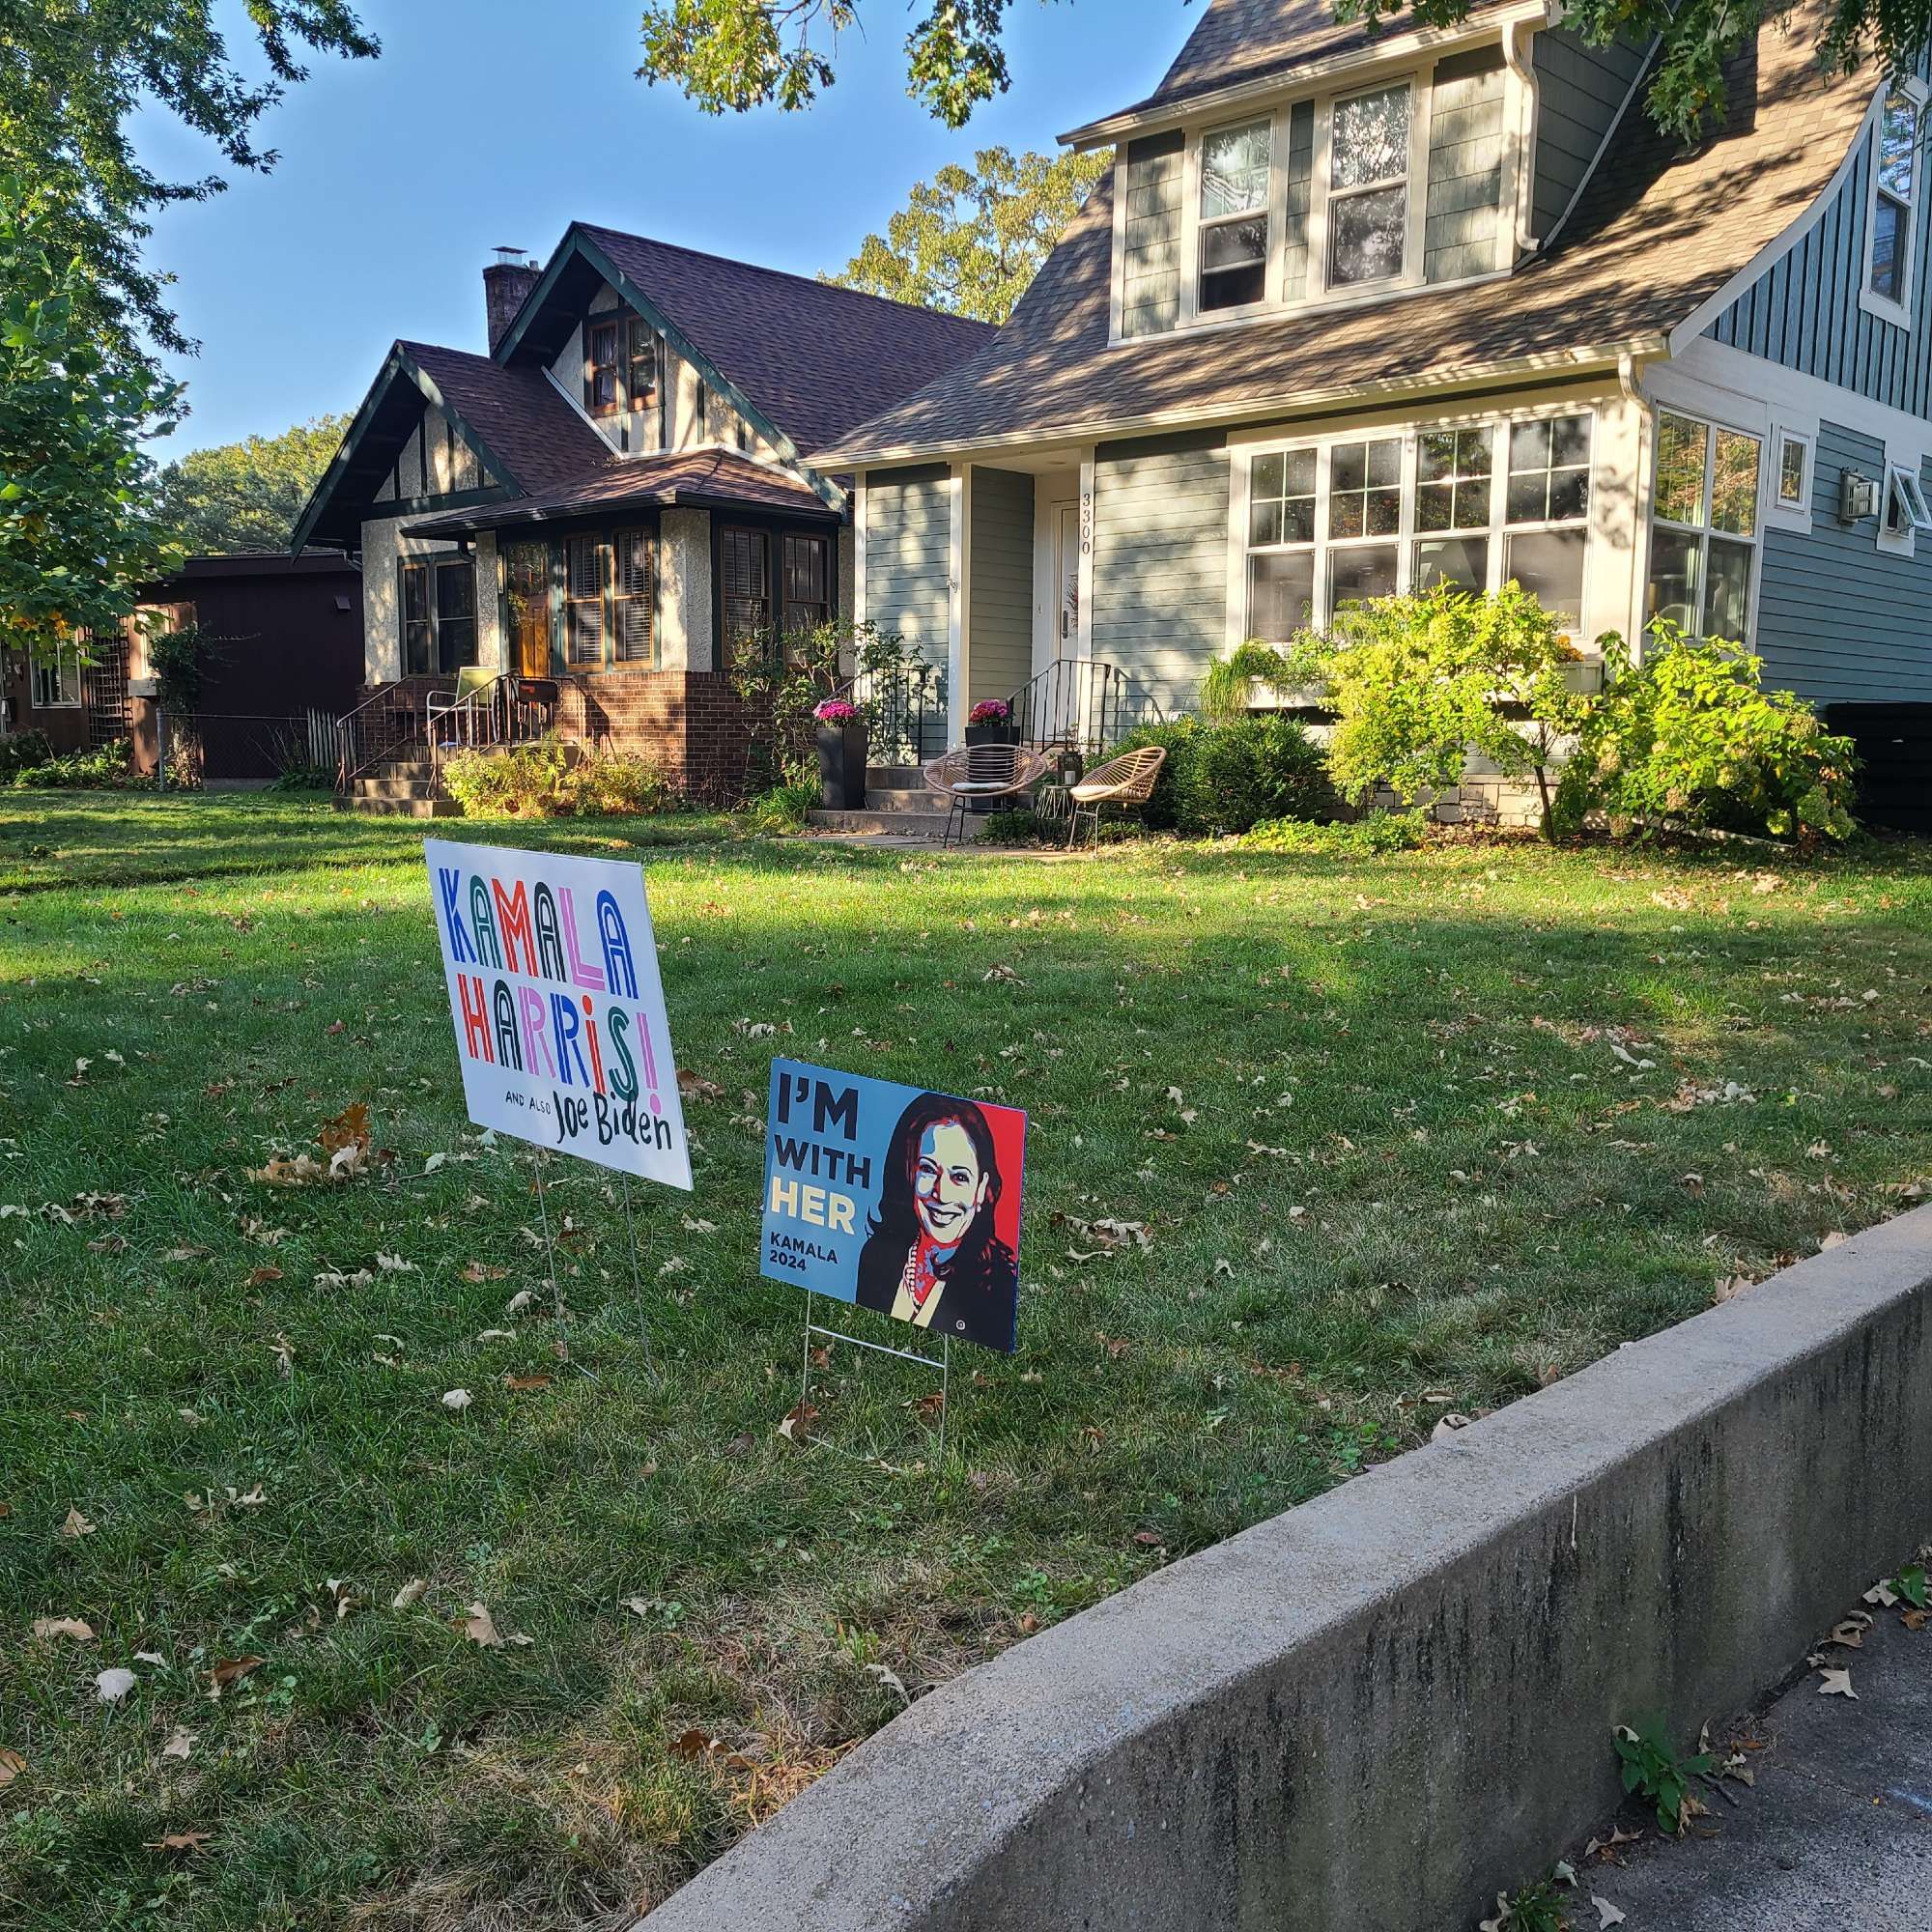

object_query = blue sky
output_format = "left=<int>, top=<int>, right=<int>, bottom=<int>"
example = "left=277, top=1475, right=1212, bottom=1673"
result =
left=136, top=0, right=1190, bottom=456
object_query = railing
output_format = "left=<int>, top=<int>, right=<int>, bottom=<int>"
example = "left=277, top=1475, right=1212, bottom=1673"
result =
left=335, top=671, right=553, bottom=791
left=855, top=659, right=947, bottom=767
left=335, top=683, right=421, bottom=790
left=1005, top=658, right=1164, bottom=759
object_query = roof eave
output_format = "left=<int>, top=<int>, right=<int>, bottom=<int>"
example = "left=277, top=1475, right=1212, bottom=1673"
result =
left=813, top=334, right=1667, bottom=469
left=1058, top=0, right=1551, bottom=150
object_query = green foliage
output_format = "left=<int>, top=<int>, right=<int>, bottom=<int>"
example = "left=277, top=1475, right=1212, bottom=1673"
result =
left=1242, top=809, right=1427, bottom=856
left=0, top=186, right=185, bottom=663
left=1481, top=1876, right=1574, bottom=1932
left=980, top=807, right=1051, bottom=845
left=1287, top=582, right=1587, bottom=839
left=440, top=739, right=679, bottom=819
left=1889, top=1562, right=1929, bottom=1608
left=742, top=778, right=822, bottom=834
left=1553, top=626, right=1859, bottom=843
left=1613, top=1719, right=1717, bottom=1835
left=830, top=146, right=1109, bottom=322
left=1200, top=640, right=1293, bottom=724
left=3, top=737, right=144, bottom=790
left=154, top=415, right=351, bottom=554
left=1116, top=715, right=1330, bottom=835
left=145, top=623, right=225, bottom=711
left=0, top=1, right=377, bottom=356
left=0, top=730, right=53, bottom=779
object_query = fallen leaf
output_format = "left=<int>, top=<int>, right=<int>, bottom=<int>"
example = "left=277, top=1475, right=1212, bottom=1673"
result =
left=504, top=1290, right=534, bottom=1315
left=1433, top=1413, right=1473, bottom=1442
left=463, top=1261, right=508, bottom=1282
left=1818, top=1667, right=1857, bottom=1698
left=676, top=1070, right=725, bottom=1103
left=246, top=1265, right=283, bottom=1288
left=669, top=1726, right=721, bottom=1760
left=375, top=1252, right=414, bottom=1273
left=1592, top=1900, right=1627, bottom=1929
left=865, top=1662, right=910, bottom=1701
left=95, top=1666, right=137, bottom=1704
left=440, top=1389, right=473, bottom=1411
left=30, top=1616, right=95, bottom=1641
left=461, top=1602, right=533, bottom=1649
left=391, top=1578, right=428, bottom=1609
left=160, top=1726, right=195, bottom=1762
left=61, top=1507, right=96, bottom=1539
left=144, top=1832, right=213, bottom=1853
left=777, top=1403, right=819, bottom=1442
left=503, top=1375, right=551, bottom=1392
left=0, top=1748, right=22, bottom=1786
left=209, top=1656, right=263, bottom=1690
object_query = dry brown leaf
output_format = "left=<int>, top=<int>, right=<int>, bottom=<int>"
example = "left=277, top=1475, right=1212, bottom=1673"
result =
left=209, top=1655, right=264, bottom=1690
left=676, top=1069, right=725, bottom=1103
left=160, top=1726, right=195, bottom=1762
left=30, top=1616, right=95, bottom=1641
left=0, top=1748, right=22, bottom=1787
left=60, top=1507, right=96, bottom=1539
left=1818, top=1667, right=1857, bottom=1698
left=391, top=1578, right=428, bottom=1609
left=144, top=1832, right=213, bottom=1853
left=246, top=1265, right=283, bottom=1288
left=461, top=1602, right=533, bottom=1649
left=503, top=1374, right=552, bottom=1392
left=463, top=1261, right=508, bottom=1282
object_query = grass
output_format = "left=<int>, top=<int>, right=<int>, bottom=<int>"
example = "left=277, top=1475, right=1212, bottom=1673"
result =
left=3, top=791, right=1930, bottom=1930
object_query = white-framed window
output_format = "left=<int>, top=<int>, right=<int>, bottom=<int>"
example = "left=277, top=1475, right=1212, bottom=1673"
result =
left=1197, top=119, right=1273, bottom=314
left=1646, top=410, right=1761, bottom=640
left=32, top=639, right=83, bottom=709
left=1239, top=407, right=1595, bottom=640
left=1327, top=82, right=1411, bottom=289
left=1776, top=431, right=1810, bottom=509
left=1863, top=88, right=1923, bottom=324
left=1879, top=458, right=1932, bottom=554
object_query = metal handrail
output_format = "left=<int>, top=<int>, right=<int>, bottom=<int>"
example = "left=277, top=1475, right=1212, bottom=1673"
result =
left=426, top=671, right=550, bottom=778
left=335, top=682, right=421, bottom=790
left=1004, top=658, right=1164, bottom=759
left=854, top=659, right=946, bottom=767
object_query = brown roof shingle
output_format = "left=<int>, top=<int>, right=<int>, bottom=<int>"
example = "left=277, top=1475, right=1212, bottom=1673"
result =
left=818, top=7, right=1872, bottom=465
left=402, top=342, right=622, bottom=496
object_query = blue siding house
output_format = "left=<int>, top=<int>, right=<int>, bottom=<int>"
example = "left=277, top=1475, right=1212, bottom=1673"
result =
left=815, top=0, right=1932, bottom=761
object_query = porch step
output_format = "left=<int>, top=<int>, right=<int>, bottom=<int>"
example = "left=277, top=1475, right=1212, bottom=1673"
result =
left=369, top=759, right=435, bottom=782
left=807, top=809, right=981, bottom=840
left=333, top=793, right=462, bottom=818
left=352, top=773, right=440, bottom=801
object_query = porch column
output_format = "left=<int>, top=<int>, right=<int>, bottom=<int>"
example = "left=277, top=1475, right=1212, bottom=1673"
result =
left=948, top=462, right=972, bottom=745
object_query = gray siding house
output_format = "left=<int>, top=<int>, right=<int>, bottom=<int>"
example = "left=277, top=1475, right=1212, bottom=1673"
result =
left=817, top=0, right=1932, bottom=747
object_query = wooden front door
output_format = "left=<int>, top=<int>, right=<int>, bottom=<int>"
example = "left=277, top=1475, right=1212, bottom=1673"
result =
left=504, top=540, right=552, bottom=678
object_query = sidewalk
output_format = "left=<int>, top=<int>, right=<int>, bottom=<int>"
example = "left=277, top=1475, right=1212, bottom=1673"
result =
left=1585, top=1600, right=1932, bottom=1928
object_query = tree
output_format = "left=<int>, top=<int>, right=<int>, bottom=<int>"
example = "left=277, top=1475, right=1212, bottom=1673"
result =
left=0, top=0, right=379, bottom=356
left=830, top=147, right=1109, bottom=323
left=637, top=0, right=1921, bottom=145
left=155, top=414, right=351, bottom=555
left=0, top=185, right=185, bottom=664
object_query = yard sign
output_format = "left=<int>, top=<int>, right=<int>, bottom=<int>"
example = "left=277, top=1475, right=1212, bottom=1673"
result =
left=425, top=838, right=692, bottom=1189
left=761, top=1058, right=1026, bottom=1354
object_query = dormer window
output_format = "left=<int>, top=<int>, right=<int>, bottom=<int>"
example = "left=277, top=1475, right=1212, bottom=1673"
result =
left=586, top=319, right=621, bottom=415
left=585, top=313, right=660, bottom=417
left=1198, top=121, right=1272, bottom=312
left=1864, top=86, right=1924, bottom=324
left=1328, top=84, right=1410, bottom=288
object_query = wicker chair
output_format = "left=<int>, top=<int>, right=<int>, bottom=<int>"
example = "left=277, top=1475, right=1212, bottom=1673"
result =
left=922, top=742, right=1052, bottom=848
left=1065, top=744, right=1167, bottom=848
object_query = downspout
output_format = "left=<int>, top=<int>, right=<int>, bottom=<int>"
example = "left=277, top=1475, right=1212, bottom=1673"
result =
left=1618, top=350, right=1655, bottom=667
left=1502, top=14, right=1543, bottom=259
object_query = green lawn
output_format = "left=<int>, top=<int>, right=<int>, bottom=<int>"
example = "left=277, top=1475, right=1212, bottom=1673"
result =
left=3, top=792, right=1930, bottom=1930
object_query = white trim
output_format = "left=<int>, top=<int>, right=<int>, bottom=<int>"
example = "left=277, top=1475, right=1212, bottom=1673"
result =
left=1771, top=429, right=1812, bottom=535
left=948, top=465, right=970, bottom=742
left=1059, top=1, right=1549, bottom=148
left=1498, top=17, right=1541, bottom=257
left=1108, top=151, right=1131, bottom=342
left=1877, top=460, right=1932, bottom=554
left=1858, top=78, right=1927, bottom=329
left=852, top=469, right=868, bottom=629
left=1644, top=405, right=1767, bottom=643
left=1670, top=87, right=1886, bottom=355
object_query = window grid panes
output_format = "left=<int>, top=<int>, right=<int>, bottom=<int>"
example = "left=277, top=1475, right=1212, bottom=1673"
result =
left=32, top=640, right=82, bottom=709
left=1776, top=435, right=1808, bottom=507
left=1871, top=94, right=1918, bottom=305
left=1645, top=409, right=1761, bottom=641
left=1328, top=84, right=1409, bottom=287
left=1199, top=120, right=1271, bottom=312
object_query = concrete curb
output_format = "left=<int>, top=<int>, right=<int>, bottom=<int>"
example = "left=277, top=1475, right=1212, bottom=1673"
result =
left=639, top=1205, right=1932, bottom=1931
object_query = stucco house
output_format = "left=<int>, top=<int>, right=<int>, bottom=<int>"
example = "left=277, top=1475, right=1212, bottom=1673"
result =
left=818, top=0, right=1932, bottom=788
left=293, top=225, right=989, bottom=801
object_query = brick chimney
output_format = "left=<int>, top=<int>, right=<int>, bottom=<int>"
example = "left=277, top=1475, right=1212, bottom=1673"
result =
left=483, top=245, right=539, bottom=353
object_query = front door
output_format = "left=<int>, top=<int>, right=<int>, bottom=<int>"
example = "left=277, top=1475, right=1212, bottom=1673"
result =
left=1055, top=503, right=1081, bottom=661
left=504, top=540, right=552, bottom=678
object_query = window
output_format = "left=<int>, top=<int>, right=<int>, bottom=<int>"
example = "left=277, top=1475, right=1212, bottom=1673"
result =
left=557, top=529, right=658, bottom=668
left=1328, top=84, right=1409, bottom=288
left=721, top=527, right=771, bottom=652
left=1242, top=409, right=1595, bottom=641
left=400, top=555, right=479, bottom=675
left=1198, top=121, right=1271, bottom=311
left=781, top=533, right=832, bottom=641
left=585, top=319, right=621, bottom=416
left=626, top=315, right=659, bottom=413
left=1414, top=425, right=1493, bottom=594
left=1646, top=411, right=1760, bottom=640
left=1869, top=93, right=1919, bottom=310
left=611, top=528, right=655, bottom=664
left=32, top=639, right=82, bottom=709
left=1882, top=460, right=1932, bottom=552
left=1776, top=432, right=1809, bottom=509
left=1503, top=412, right=1593, bottom=630
left=565, top=536, right=608, bottom=666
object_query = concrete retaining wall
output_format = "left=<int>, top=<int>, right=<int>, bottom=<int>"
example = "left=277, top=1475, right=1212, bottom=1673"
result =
left=639, top=1206, right=1932, bottom=1931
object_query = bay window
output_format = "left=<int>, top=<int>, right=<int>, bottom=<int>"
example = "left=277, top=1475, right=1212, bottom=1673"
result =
left=1328, top=84, right=1410, bottom=287
left=1867, top=92, right=1919, bottom=312
left=1242, top=409, right=1596, bottom=640
left=1646, top=411, right=1760, bottom=640
left=1198, top=121, right=1271, bottom=311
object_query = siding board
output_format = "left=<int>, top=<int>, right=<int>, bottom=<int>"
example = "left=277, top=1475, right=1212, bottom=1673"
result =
left=865, top=469, right=952, bottom=667
left=967, top=467, right=1036, bottom=706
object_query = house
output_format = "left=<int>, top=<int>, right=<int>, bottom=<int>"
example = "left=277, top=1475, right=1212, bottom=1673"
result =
left=2, top=553, right=362, bottom=781
left=292, top=227, right=991, bottom=802
left=816, top=0, right=1932, bottom=814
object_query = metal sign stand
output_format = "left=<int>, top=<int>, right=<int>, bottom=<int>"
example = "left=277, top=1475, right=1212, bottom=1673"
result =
left=800, top=1290, right=952, bottom=1465
left=527, top=1149, right=583, bottom=1375
left=617, top=1174, right=653, bottom=1371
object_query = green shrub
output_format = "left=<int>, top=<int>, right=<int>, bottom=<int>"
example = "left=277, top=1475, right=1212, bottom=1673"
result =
left=742, top=778, right=821, bottom=834
left=440, top=738, right=677, bottom=819
left=1552, top=626, right=1858, bottom=843
left=1242, top=809, right=1426, bottom=855
left=1188, top=714, right=1333, bottom=833
left=5, top=737, right=145, bottom=790
left=1200, top=639, right=1293, bottom=722
left=980, top=808, right=1051, bottom=845
left=0, top=730, right=53, bottom=779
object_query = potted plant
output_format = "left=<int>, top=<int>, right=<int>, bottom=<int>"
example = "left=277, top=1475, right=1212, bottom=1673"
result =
left=813, top=697, right=868, bottom=810
left=966, top=696, right=1019, bottom=747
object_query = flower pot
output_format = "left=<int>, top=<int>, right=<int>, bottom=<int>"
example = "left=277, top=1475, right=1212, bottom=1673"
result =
left=964, top=721, right=1020, bottom=748
left=816, top=722, right=868, bottom=810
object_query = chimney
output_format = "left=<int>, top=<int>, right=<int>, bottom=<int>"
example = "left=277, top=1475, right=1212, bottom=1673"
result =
left=484, top=245, right=539, bottom=353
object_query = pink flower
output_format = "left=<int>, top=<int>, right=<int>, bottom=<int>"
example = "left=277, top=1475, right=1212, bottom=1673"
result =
left=813, top=699, right=859, bottom=724
left=968, top=698, right=1010, bottom=724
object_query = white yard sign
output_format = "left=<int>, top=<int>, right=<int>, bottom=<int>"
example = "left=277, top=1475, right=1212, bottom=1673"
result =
left=425, top=838, right=692, bottom=1189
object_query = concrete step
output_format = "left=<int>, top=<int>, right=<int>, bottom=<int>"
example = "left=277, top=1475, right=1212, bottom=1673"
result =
left=864, top=787, right=937, bottom=811
left=368, top=760, right=434, bottom=781
left=807, top=809, right=980, bottom=840
left=334, top=794, right=462, bottom=818
left=353, top=775, right=439, bottom=801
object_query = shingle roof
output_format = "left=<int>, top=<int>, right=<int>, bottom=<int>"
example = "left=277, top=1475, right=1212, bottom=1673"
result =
left=401, top=342, right=621, bottom=496
left=815, top=9, right=1873, bottom=466
left=577, top=224, right=996, bottom=457
left=404, top=447, right=837, bottom=539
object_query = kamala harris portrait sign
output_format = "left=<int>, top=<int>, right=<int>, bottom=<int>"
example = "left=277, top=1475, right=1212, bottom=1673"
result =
left=760, top=1058, right=1027, bottom=1353
left=425, top=839, right=692, bottom=1189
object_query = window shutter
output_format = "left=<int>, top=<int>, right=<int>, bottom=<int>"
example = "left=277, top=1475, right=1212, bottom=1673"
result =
left=566, top=535, right=606, bottom=665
